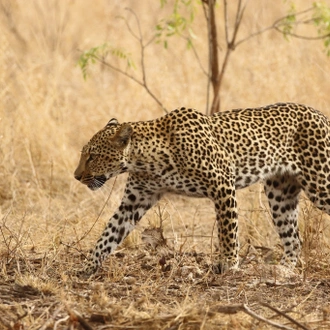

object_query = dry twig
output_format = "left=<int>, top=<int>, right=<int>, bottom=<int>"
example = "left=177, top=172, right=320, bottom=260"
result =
left=212, top=303, right=296, bottom=330
left=261, top=302, right=310, bottom=330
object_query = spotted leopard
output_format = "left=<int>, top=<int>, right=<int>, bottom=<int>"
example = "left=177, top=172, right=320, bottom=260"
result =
left=74, top=102, right=330, bottom=275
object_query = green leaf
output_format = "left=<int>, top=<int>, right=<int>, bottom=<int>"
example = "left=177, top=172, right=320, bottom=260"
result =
left=278, top=2, right=297, bottom=40
left=78, top=43, right=136, bottom=79
left=156, top=0, right=197, bottom=49
left=313, top=1, right=330, bottom=55
left=187, top=38, right=192, bottom=49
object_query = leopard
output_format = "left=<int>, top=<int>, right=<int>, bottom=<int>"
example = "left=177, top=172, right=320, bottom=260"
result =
left=74, top=102, right=330, bottom=275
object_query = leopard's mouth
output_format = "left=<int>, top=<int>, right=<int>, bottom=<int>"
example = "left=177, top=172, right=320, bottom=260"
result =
left=87, top=175, right=108, bottom=191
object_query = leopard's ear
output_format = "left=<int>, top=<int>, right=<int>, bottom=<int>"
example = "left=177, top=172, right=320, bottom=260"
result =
left=106, top=118, right=119, bottom=127
left=112, top=124, right=133, bottom=149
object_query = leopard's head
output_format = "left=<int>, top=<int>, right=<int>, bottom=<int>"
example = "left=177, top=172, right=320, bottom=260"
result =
left=74, top=118, right=133, bottom=190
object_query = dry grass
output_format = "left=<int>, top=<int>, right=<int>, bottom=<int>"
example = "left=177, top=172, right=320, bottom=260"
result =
left=1, top=0, right=330, bottom=329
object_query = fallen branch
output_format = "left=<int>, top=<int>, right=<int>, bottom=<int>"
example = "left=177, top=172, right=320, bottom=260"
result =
left=66, top=306, right=93, bottom=330
left=212, top=304, right=295, bottom=330
left=71, top=310, right=93, bottom=330
left=39, top=305, right=63, bottom=330
left=261, top=302, right=310, bottom=330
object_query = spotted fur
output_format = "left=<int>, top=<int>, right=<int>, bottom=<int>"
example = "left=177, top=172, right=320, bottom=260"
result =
left=74, top=103, right=330, bottom=275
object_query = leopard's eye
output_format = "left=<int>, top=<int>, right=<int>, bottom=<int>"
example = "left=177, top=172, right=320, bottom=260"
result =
left=88, top=154, right=96, bottom=162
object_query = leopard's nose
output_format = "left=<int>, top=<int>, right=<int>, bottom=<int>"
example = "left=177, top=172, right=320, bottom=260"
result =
left=74, top=174, right=82, bottom=181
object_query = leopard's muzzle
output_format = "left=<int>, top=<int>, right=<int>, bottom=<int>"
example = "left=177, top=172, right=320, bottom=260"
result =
left=74, top=174, right=108, bottom=191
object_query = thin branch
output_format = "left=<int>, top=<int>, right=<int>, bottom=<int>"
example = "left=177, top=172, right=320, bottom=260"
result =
left=235, top=25, right=276, bottom=47
left=81, top=8, right=168, bottom=113
left=96, top=56, right=143, bottom=85
left=274, top=27, right=330, bottom=40
left=96, top=56, right=168, bottom=113
left=273, top=6, right=314, bottom=26
left=145, top=34, right=157, bottom=48
left=236, top=23, right=330, bottom=48
left=212, top=304, right=295, bottom=330
left=236, top=6, right=328, bottom=47
left=232, top=0, right=243, bottom=44
left=224, top=0, right=230, bottom=45
left=125, top=8, right=147, bottom=86
left=234, top=0, right=248, bottom=38
left=260, top=302, right=310, bottom=330
left=120, top=9, right=158, bottom=48
left=241, top=304, right=295, bottom=330
left=119, top=14, right=139, bottom=41
left=179, top=33, right=208, bottom=76
left=124, top=8, right=168, bottom=113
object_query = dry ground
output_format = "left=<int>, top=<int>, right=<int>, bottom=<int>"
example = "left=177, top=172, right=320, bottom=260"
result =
left=1, top=1, right=330, bottom=329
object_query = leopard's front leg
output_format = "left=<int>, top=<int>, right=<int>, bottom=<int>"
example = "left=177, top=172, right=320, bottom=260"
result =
left=82, top=177, right=161, bottom=275
left=213, top=181, right=239, bottom=273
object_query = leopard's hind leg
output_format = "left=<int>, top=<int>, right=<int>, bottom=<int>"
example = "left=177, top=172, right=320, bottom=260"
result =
left=264, top=174, right=302, bottom=267
left=299, top=170, right=330, bottom=216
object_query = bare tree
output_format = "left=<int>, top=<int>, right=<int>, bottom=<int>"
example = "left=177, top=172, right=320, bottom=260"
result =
left=79, top=1, right=330, bottom=114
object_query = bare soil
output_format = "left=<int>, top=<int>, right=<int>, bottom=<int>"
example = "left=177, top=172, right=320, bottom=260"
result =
left=1, top=222, right=330, bottom=329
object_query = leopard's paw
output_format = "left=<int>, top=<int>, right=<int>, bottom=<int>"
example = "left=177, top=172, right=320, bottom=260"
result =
left=213, top=257, right=239, bottom=274
left=72, top=259, right=99, bottom=278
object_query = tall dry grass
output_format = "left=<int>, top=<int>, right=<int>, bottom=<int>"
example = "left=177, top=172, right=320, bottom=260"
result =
left=0, top=0, right=330, bottom=286
left=2, top=1, right=330, bottom=328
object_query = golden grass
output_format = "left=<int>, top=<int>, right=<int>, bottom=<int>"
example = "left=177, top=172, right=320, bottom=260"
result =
left=1, top=0, right=330, bottom=329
